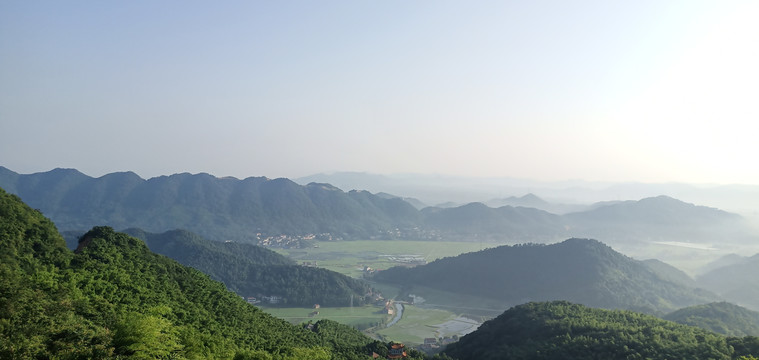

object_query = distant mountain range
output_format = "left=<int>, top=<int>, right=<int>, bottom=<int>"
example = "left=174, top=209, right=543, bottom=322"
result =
left=1, top=167, right=754, bottom=247
left=295, top=171, right=759, bottom=217
left=373, top=238, right=719, bottom=314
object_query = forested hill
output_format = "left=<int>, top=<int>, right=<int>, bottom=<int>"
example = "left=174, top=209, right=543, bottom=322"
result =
left=663, top=302, right=759, bottom=337
left=122, top=228, right=373, bottom=307
left=0, top=187, right=391, bottom=359
left=373, top=238, right=718, bottom=314
left=442, top=301, right=759, bottom=360
left=0, top=167, right=420, bottom=242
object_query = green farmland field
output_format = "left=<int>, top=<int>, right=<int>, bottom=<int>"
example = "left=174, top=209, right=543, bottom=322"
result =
left=261, top=305, right=389, bottom=330
left=275, top=240, right=500, bottom=278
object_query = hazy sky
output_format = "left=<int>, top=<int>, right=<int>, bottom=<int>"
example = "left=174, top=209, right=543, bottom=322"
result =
left=2, top=1, right=758, bottom=184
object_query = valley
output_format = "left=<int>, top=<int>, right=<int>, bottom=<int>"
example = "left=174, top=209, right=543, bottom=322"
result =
left=266, top=240, right=507, bottom=346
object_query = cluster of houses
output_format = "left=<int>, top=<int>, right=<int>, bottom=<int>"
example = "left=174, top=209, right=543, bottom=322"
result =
left=255, top=232, right=341, bottom=248
left=244, top=295, right=282, bottom=305
left=418, top=336, right=456, bottom=352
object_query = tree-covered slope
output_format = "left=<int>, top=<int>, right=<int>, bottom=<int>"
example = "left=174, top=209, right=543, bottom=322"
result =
left=664, top=302, right=759, bottom=337
left=374, top=238, right=718, bottom=314
left=443, top=301, right=759, bottom=360
left=0, top=187, right=386, bottom=359
left=121, top=228, right=373, bottom=307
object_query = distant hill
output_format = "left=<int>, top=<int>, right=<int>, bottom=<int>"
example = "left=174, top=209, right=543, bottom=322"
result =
left=122, top=228, right=373, bottom=307
left=642, top=259, right=699, bottom=288
left=374, top=238, right=719, bottom=314
left=375, top=192, right=428, bottom=210
left=420, top=202, right=567, bottom=242
left=485, top=194, right=592, bottom=215
left=443, top=301, right=758, bottom=360
left=0, top=187, right=389, bottom=359
left=664, top=302, right=759, bottom=337
left=564, top=195, right=748, bottom=244
left=697, top=254, right=759, bottom=311
left=486, top=193, right=549, bottom=208
left=698, top=254, right=748, bottom=275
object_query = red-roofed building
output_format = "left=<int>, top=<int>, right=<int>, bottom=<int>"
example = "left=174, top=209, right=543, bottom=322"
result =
left=388, top=343, right=407, bottom=359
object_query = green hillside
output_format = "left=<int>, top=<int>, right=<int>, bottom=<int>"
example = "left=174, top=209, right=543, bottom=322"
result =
left=121, top=228, right=373, bottom=307
left=0, top=187, right=389, bottom=359
left=374, top=238, right=718, bottom=314
left=443, top=301, right=759, bottom=360
left=664, top=302, right=759, bottom=337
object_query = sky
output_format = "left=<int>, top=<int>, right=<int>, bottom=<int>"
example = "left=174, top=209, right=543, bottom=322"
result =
left=2, top=1, right=758, bottom=184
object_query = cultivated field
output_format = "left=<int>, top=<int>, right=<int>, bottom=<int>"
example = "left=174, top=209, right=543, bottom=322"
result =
left=261, top=305, right=389, bottom=330
left=275, top=240, right=501, bottom=278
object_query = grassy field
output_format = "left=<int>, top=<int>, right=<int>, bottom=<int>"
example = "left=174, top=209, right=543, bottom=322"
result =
left=397, top=285, right=509, bottom=319
left=275, top=240, right=500, bottom=278
left=261, top=305, right=390, bottom=329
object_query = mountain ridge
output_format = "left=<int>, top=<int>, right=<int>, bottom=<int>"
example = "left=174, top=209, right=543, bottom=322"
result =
left=1, top=167, right=752, bottom=247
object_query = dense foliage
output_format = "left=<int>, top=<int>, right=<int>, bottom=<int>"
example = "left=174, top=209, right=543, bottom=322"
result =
left=664, top=302, right=759, bottom=337
left=374, top=238, right=718, bottom=314
left=120, top=228, right=372, bottom=307
left=0, top=187, right=387, bottom=359
left=443, top=301, right=759, bottom=360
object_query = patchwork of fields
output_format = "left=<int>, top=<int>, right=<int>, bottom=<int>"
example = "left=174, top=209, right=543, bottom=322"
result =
left=263, top=240, right=511, bottom=345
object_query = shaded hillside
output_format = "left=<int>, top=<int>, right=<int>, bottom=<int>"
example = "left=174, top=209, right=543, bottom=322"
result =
left=642, top=259, right=699, bottom=288
left=664, top=302, right=759, bottom=337
left=374, top=239, right=718, bottom=314
left=442, top=301, right=758, bottom=360
left=0, top=167, right=421, bottom=242
left=0, top=187, right=386, bottom=359
left=123, top=228, right=373, bottom=307
left=421, top=202, right=567, bottom=241
left=698, top=254, right=748, bottom=275
left=697, top=254, right=759, bottom=311
left=565, top=195, right=747, bottom=243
